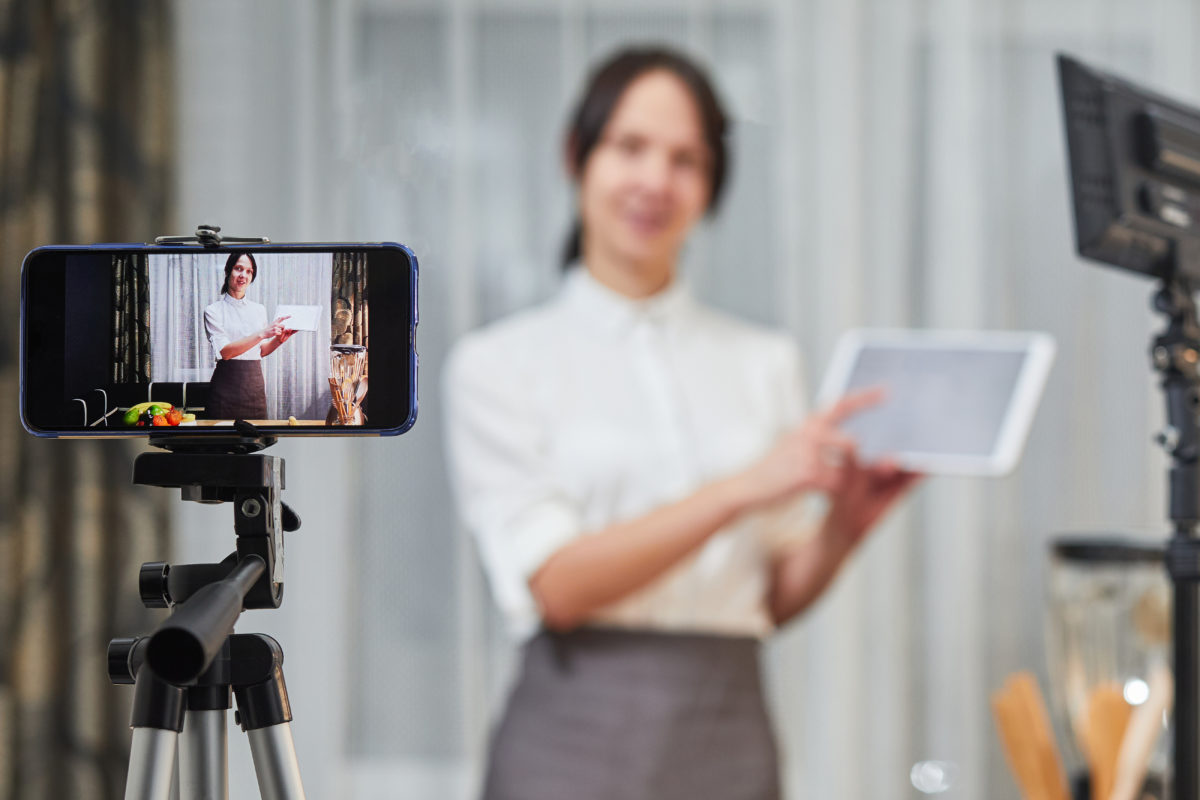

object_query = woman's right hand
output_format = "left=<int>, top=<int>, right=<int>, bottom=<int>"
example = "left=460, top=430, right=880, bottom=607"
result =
left=260, top=315, right=291, bottom=340
left=738, top=388, right=884, bottom=506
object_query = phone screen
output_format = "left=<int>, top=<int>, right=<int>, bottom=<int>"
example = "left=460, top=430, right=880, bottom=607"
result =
left=20, top=243, right=417, bottom=437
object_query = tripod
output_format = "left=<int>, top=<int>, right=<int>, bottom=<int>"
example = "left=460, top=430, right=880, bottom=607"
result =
left=108, top=431, right=306, bottom=800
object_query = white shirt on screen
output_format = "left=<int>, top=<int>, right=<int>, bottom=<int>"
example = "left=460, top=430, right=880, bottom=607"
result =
left=204, top=293, right=268, bottom=362
left=443, top=267, right=813, bottom=640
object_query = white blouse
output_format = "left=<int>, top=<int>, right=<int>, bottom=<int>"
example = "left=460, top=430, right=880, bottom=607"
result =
left=443, top=268, right=812, bottom=639
left=204, top=293, right=268, bottom=362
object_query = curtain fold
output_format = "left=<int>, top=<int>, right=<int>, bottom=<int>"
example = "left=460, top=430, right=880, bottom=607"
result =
left=148, top=251, right=220, bottom=385
left=255, top=253, right=335, bottom=420
left=110, top=254, right=151, bottom=384
left=0, top=2, right=174, bottom=799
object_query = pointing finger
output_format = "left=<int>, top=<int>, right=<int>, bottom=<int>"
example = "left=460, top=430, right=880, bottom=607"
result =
left=822, top=386, right=886, bottom=425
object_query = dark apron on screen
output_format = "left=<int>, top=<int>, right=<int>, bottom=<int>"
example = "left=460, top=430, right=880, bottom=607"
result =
left=481, top=627, right=781, bottom=800
left=206, top=359, right=267, bottom=420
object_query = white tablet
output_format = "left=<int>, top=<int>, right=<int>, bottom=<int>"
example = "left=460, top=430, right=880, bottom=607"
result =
left=816, top=329, right=1056, bottom=476
left=273, top=304, right=323, bottom=332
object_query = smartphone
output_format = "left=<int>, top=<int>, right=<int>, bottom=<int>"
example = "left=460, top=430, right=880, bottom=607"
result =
left=20, top=242, right=418, bottom=437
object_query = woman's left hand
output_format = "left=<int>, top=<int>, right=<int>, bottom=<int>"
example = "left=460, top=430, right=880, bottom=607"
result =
left=260, top=327, right=296, bottom=357
left=766, top=451, right=922, bottom=626
left=821, top=452, right=922, bottom=552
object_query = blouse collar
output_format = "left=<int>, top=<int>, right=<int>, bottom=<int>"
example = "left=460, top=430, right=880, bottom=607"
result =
left=222, top=292, right=249, bottom=308
left=561, top=264, right=693, bottom=333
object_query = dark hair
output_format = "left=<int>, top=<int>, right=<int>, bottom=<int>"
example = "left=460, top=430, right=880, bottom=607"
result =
left=221, top=251, right=257, bottom=294
left=561, top=46, right=730, bottom=269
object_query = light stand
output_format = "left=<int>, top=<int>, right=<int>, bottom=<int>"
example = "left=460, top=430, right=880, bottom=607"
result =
left=1150, top=277, right=1200, bottom=800
left=1055, top=53, right=1200, bottom=797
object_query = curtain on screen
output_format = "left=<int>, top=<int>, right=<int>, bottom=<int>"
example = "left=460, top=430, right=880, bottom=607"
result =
left=149, top=252, right=334, bottom=420
left=110, top=254, right=151, bottom=383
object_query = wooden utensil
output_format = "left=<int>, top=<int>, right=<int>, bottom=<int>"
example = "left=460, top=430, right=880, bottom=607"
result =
left=1011, top=673, right=1070, bottom=800
left=1110, top=665, right=1172, bottom=800
left=991, top=672, right=1070, bottom=800
left=1079, top=683, right=1132, bottom=800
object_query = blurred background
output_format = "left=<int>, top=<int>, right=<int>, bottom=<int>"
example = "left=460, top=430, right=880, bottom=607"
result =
left=3, top=0, right=1200, bottom=797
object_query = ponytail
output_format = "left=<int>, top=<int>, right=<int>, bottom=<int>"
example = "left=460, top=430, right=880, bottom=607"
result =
left=561, top=219, right=583, bottom=270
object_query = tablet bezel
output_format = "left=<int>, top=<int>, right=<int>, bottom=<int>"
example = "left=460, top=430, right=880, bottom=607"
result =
left=816, top=329, right=1056, bottom=476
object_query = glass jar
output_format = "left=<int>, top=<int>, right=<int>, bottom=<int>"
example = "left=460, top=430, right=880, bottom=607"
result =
left=1046, top=534, right=1170, bottom=800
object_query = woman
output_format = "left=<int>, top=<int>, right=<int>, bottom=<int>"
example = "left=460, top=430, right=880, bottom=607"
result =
left=444, top=47, right=919, bottom=800
left=203, top=252, right=294, bottom=420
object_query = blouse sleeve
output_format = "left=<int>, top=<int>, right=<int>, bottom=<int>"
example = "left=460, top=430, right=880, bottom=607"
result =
left=442, top=334, right=584, bottom=632
left=204, top=304, right=229, bottom=361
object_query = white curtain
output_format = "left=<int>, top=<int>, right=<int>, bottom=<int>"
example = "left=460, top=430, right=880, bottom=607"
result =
left=148, top=252, right=222, bottom=384
left=171, top=1, right=1200, bottom=798
left=148, top=251, right=333, bottom=420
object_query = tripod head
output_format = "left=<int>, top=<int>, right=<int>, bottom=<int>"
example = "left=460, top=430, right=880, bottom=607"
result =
left=139, top=424, right=299, bottom=610
left=110, top=424, right=301, bottom=688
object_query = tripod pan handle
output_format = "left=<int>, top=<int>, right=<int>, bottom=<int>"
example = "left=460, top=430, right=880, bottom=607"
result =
left=145, top=555, right=266, bottom=685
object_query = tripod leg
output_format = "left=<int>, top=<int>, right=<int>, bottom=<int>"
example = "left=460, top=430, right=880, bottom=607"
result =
left=126, top=728, right=179, bottom=800
left=179, top=709, right=229, bottom=800
left=246, top=724, right=306, bottom=800
left=124, top=667, right=186, bottom=800
left=232, top=634, right=306, bottom=799
left=178, top=664, right=235, bottom=800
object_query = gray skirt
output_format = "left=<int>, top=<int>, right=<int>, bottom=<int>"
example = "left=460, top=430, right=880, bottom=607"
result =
left=482, top=628, right=781, bottom=800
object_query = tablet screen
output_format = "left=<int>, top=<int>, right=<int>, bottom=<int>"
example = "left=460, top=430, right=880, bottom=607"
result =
left=817, top=331, right=1055, bottom=476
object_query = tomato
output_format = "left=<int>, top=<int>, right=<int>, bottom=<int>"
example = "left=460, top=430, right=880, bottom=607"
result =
left=151, top=414, right=169, bottom=426
left=166, top=408, right=183, bottom=426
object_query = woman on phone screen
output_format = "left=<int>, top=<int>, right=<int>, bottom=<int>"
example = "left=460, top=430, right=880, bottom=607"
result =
left=203, top=252, right=294, bottom=420
left=444, top=47, right=919, bottom=800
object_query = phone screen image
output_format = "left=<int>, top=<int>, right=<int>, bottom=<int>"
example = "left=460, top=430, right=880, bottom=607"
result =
left=21, top=243, right=417, bottom=437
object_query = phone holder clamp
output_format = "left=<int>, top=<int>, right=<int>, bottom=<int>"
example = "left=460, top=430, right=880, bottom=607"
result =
left=154, top=224, right=271, bottom=249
